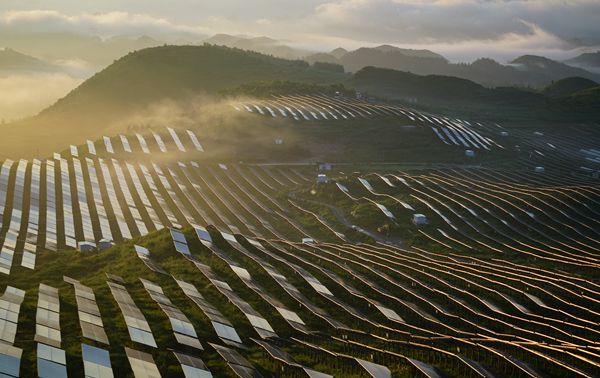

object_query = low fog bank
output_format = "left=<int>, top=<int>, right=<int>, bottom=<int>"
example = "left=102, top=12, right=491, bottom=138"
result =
left=0, top=72, right=82, bottom=121
left=0, top=94, right=305, bottom=161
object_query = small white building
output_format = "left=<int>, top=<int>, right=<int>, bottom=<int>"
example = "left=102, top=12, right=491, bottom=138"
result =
left=465, top=149, right=475, bottom=157
left=302, top=238, right=315, bottom=245
left=412, top=214, right=428, bottom=225
left=274, top=138, right=284, bottom=145
left=316, top=174, right=328, bottom=184
left=78, top=241, right=97, bottom=253
left=98, top=239, right=113, bottom=251
left=534, top=166, right=545, bottom=173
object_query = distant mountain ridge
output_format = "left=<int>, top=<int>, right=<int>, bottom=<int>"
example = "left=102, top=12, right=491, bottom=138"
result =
left=203, top=33, right=309, bottom=59
left=0, top=32, right=167, bottom=67
left=19, top=45, right=600, bottom=127
left=307, top=46, right=600, bottom=88
left=0, top=48, right=61, bottom=73
left=565, top=51, right=600, bottom=72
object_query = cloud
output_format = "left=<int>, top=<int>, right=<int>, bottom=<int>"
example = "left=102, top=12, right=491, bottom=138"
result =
left=0, top=1, right=599, bottom=62
left=0, top=10, right=210, bottom=38
left=309, top=0, right=600, bottom=48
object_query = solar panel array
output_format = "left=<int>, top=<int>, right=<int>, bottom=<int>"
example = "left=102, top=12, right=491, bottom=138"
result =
left=0, top=104, right=598, bottom=377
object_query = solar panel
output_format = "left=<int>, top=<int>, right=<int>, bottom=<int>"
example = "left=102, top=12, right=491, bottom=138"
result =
left=98, top=158, right=131, bottom=240
left=34, top=284, right=61, bottom=348
left=120, top=135, right=132, bottom=153
left=87, top=140, right=96, bottom=155
left=167, top=127, right=186, bottom=152
left=73, top=158, right=95, bottom=242
left=170, top=229, right=187, bottom=243
left=82, top=343, right=114, bottom=378
left=125, top=347, right=162, bottom=378
left=37, top=343, right=67, bottom=378
left=356, top=358, right=391, bottom=378
left=86, top=158, right=113, bottom=241
left=136, top=134, right=150, bottom=154
left=0, top=160, right=27, bottom=274
left=112, top=159, right=148, bottom=236
left=103, top=136, right=114, bottom=154
left=135, top=247, right=167, bottom=275
left=174, top=352, right=212, bottom=378
left=58, top=158, right=77, bottom=248
left=21, top=159, right=41, bottom=269
left=186, top=129, right=204, bottom=152
left=0, top=343, right=21, bottom=377
left=107, top=282, right=156, bottom=348
left=65, top=277, right=109, bottom=344
left=126, top=163, right=164, bottom=231
left=170, top=229, right=191, bottom=256
left=194, top=226, right=212, bottom=243
left=174, top=278, right=242, bottom=345
left=0, top=286, right=25, bottom=345
left=45, top=160, right=58, bottom=251
left=138, top=163, right=180, bottom=228
left=140, top=278, right=202, bottom=350
left=151, top=164, right=196, bottom=225
left=152, top=132, right=167, bottom=153
left=210, top=343, right=262, bottom=377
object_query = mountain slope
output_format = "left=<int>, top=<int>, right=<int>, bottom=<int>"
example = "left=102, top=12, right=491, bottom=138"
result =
left=0, top=44, right=346, bottom=158
left=44, top=44, right=343, bottom=118
left=350, top=66, right=544, bottom=107
left=565, top=51, right=600, bottom=71
left=307, top=48, right=600, bottom=88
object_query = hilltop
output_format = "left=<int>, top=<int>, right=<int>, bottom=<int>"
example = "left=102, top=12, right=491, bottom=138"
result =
left=542, top=77, right=598, bottom=98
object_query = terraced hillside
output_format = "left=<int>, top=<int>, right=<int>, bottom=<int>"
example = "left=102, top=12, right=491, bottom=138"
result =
left=0, top=94, right=599, bottom=377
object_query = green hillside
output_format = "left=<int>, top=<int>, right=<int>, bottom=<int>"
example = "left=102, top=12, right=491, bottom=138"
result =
left=45, top=44, right=346, bottom=118
left=350, top=66, right=546, bottom=114
left=542, top=76, right=598, bottom=97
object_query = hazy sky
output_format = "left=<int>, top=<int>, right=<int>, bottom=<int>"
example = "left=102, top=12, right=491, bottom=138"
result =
left=1, top=0, right=599, bottom=62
